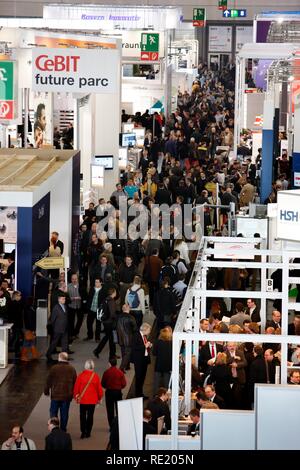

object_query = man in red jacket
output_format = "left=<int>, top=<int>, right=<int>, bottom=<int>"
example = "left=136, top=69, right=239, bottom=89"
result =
left=101, top=357, right=126, bottom=427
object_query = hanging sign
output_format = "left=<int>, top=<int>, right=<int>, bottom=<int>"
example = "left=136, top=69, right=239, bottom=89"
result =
left=140, top=33, right=160, bottom=61
left=0, top=61, right=16, bottom=120
left=193, top=8, right=206, bottom=27
left=32, top=48, right=119, bottom=93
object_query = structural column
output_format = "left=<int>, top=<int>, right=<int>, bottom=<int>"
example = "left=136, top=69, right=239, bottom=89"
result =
left=292, top=85, right=300, bottom=187
left=260, top=96, right=275, bottom=203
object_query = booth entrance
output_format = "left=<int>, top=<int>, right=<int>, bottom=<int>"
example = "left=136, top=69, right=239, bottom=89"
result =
left=208, top=53, right=231, bottom=71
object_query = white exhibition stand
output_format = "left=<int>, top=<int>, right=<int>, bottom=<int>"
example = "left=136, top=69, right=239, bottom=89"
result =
left=0, top=324, right=13, bottom=368
left=146, top=435, right=201, bottom=450
left=118, top=397, right=143, bottom=450
left=200, top=409, right=255, bottom=450
left=255, top=384, right=300, bottom=450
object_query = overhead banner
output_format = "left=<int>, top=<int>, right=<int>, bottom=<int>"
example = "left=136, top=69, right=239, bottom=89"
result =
left=43, top=5, right=181, bottom=30
left=32, top=48, right=119, bottom=93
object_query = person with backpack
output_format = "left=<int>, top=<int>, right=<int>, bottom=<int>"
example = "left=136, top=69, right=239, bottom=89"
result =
left=159, top=257, right=178, bottom=286
left=125, top=275, right=145, bottom=328
left=93, top=288, right=117, bottom=360
left=172, top=250, right=188, bottom=277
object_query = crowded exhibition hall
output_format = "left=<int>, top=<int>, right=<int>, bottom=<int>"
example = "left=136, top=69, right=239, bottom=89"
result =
left=0, top=0, right=300, bottom=458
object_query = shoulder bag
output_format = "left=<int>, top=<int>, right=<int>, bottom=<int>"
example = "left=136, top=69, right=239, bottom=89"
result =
left=75, top=372, right=95, bottom=404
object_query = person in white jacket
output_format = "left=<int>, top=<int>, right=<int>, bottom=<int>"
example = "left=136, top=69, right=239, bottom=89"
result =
left=173, top=238, right=190, bottom=266
left=2, top=425, right=36, bottom=450
left=125, top=275, right=145, bottom=328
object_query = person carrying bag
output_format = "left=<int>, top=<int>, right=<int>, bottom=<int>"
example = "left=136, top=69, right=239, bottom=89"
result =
left=73, top=360, right=103, bottom=439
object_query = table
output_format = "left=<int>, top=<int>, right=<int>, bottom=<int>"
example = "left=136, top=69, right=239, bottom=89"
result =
left=0, top=324, right=13, bottom=368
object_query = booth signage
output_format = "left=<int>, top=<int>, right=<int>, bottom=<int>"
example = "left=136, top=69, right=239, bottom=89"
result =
left=294, top=173, right=300, bottom=187
left=277, top=191, right=300, bottom=241
left=213, top=242, right=255, bottom=260
left=0, top=61, right=15, bottom=120
left=193, top=8, right=206, bottom=27
left=35, top=256, right=65, bottom=269
left=140, top=33, right=159, bottom=61
left=32, top=48, right=119, bottom=93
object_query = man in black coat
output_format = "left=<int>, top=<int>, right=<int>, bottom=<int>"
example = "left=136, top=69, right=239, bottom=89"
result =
left=204, top=385, right=225, bottom=409
left=246, top=298, right=261, bottom=323
left=155, top=183, right=172, bottom=206
left=198, top=341, right=224, bottom=376
left=288, top=314, right=300, bottom=335
left=153, top=278, right=177, bottom=330
left=45, top=417, right=72, bottom=450
left=266, top=309, right=281, bottom=330
left=248, top=345, right=279, bottom=405
left=117, top=304, right=137, bottom=371
left=143, top=410, right=156, bottom=450
left=131, top=323, right=152, bottom=398
left=46, top=293, right=69, bottom=362
left=50, top=231, right=64, bottom=255
left=147, top=388, right=171, bottom=433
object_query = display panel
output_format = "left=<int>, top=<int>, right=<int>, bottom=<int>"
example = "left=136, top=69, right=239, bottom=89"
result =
left=121, top=133, right=136, bottom=147
left=94, top=155, right=113, bottom=169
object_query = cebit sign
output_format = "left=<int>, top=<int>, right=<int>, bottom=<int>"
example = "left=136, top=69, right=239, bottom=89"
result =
left=35, top=55, right=80, bottom=72
left=32, top=48, right=119, bottom=93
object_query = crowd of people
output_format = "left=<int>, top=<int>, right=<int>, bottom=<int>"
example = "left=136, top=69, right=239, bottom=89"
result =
left=0, top=60, right=297, bottom=450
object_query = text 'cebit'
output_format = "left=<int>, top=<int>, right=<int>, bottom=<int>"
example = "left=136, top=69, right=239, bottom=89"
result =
left=35, top=55, right=80, bottom=72
left=280, top=210, right=299, bottom=222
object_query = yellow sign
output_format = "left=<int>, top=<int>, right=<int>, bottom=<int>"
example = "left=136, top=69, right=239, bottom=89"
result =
left=35, top=257, right=65, bottom=270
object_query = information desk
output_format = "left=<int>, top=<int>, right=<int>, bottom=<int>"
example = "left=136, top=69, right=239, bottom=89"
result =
left=0, top=324, right=13, bottom=368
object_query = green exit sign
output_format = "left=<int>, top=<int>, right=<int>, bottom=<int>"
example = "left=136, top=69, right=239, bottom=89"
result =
left=193, top=8, right=206, bottom=27
left=231, top=9, right=239, bottom=17
left=218, top=0, right=227, bottom=10
left=0, top=60, right=15, bottom=120
left=0, top=61, right=14, bottom=100
left=141, top=33, right=159, bottom=52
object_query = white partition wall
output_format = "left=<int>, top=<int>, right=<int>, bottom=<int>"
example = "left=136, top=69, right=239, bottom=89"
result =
left=255, top=384, right=300, bottom=450
left=200, top=410, right=255, bottom=450
left=146, top=435, right=200, bottom=451
left=117, top=397, right=143, bottom=450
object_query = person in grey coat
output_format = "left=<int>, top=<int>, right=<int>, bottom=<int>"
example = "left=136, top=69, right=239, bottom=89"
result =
left=46, top=292, right=69, bottom=363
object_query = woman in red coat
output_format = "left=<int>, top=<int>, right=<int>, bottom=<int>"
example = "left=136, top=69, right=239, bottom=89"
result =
left=73, top=359, right=103, bottom=438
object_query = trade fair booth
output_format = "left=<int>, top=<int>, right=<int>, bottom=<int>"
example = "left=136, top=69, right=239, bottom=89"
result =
left=234, top=43, right=300, bottom=202
left=144, top=230, right=300, bottom=450
left=0, top=148, right=80, bottom=298
left=0, top=5, right=183, bottom=200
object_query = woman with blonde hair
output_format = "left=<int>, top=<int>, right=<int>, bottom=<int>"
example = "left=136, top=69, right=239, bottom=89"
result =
left=209, top=352, right=233, bottom=408
left=152, top=327, right=172, bottom=394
